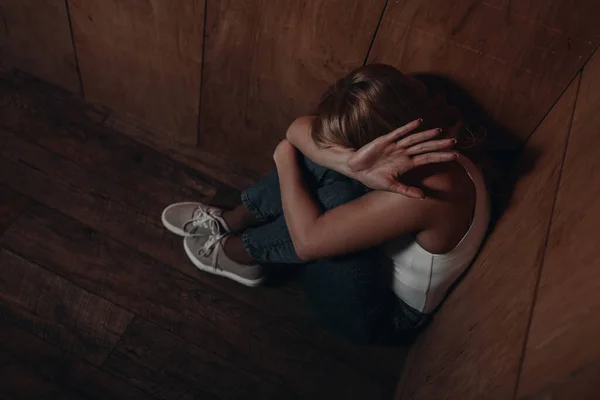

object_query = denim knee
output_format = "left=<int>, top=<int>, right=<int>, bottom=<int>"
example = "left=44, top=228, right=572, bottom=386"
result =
left=241, top=169, right=282, bottom=221
left=315, top=178, right=369, bottom=211
left=241, top=216, right=304, bottom=264
left=241, top=158, right=368, bottom=220
left=240, top=155, right=330, bottom=221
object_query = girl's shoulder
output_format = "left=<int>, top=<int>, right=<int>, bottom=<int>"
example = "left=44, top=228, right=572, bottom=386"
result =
left=396, top=159, right=479, bottom=254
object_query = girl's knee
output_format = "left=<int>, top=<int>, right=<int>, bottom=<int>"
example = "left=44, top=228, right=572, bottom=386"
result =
left=316, top=180, right=368, bottom=210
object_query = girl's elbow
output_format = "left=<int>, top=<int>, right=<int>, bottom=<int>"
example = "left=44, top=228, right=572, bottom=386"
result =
left=294, top=240, right=319, bottom=261
left=285, top=119, right=300, bottom=141
left=285, top=124, right=294, bottom=141
left=295, top=246, right=313, bottom=261
left=286, top=116, right=311, bottom=143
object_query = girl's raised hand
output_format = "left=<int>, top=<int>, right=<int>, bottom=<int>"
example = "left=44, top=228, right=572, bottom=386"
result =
left=347, top=119, right=457, bottom=198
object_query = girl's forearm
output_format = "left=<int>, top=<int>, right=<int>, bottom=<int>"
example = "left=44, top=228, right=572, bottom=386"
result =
left=286, top=117, right=356, bottom=179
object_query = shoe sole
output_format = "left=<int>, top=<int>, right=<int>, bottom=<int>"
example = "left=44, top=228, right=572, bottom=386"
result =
left=183, top=238, right=265, bottom=288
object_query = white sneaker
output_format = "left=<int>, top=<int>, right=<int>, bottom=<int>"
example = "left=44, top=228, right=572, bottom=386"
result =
left=183, top=235, right=264, bottom=287
left=161, top=202, right=230, bottom=237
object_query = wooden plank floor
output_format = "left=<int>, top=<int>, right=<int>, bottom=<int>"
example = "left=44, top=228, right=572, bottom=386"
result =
left=0, top=72, right=405, bottom=400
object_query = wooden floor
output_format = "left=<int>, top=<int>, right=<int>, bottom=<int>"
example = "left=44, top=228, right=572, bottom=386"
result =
left=0, top=72, right=406, bottom=400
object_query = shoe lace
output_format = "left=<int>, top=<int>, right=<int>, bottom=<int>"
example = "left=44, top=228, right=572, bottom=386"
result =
left=183, top=207, right=222, bottom=236
left=197, top=233, right=227, bottom=271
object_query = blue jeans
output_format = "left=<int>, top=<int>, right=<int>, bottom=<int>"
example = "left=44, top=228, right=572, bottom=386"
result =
left=241, top=155, right=429, bottom=345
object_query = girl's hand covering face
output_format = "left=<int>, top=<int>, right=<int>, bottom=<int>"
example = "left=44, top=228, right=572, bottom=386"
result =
left=348, top=119, right=458, bottom=198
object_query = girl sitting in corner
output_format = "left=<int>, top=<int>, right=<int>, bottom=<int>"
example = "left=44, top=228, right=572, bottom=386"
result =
left=161, top=64, right=490, bottom=345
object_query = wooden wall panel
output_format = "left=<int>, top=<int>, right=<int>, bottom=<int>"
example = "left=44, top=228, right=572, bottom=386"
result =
left=199, top=0, right=387, bottom=173
left=519, top=360, right=600, bottom=400
left=68, top=0, right=204, bottom=144
left=395, top=75, right=579, bottom=400
left=0, top=0, right=79, bottom=92
left=516, top=50, right=600, bottom=399
left=369, top=0, right=600, bottom=145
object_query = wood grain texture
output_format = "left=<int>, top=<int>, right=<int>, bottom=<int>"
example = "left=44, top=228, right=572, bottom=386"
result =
left=104, top=318, right=285, bottom=400
left=0, top=127, right=307, bottom=319
left=68, top=0, right=204, bottom=144
left=0, top=74, right=305, bottom=314
left=0, top=318, right=151, bottom=400
left=0, top=249, right=133, bottom=366
left=0, top=69, right=108, bottom=124
left=0, top=72, right=405, bottom=380
left=199, top=0, right=387, bottom=174
left=0, top=75, right=296, bottom=314
left=395, top=75, right=580, bottom=400
left=0, top=71, right=404, bottom=399
left=520, top=360, right=600, bottom=400
left=104, top=113, right=259, bottom=191
left=0, top=362, right=82, bottom=400
left=0, top=71, right=245, bottom=205
left=1, top=205, right=299, bottom=386
left=0, top=184, right=27, bottom=237
left=2, top=36, right=255, bottom=191
left=1, top=205, right=393, bottom=399
left=0, top=0, right=79, bottom=92
left=369, top=0, right=600, bottom=146
left=0, top=76, right=219, bottom=206
left=516, top=50, right=600, bottom=399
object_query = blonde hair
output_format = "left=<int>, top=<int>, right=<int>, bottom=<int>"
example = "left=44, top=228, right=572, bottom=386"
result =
left=311, top=64, right=484, bottom=157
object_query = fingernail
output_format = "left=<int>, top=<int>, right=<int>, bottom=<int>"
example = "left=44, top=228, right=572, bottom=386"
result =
left=417, top=118, right=423, bottom=123
left=437, top=128, right=443, bottom=133
left=452, top=138, right=457, bottom=144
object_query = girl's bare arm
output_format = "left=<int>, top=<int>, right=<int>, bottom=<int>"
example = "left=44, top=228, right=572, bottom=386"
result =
left=286, top=116, right=457, bottom=198
left=274, top=140, right=437, bottom=261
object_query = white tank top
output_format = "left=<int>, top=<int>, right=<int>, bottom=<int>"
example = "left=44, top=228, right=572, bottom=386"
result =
left=385, top=156, right=490, bottom=314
